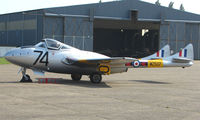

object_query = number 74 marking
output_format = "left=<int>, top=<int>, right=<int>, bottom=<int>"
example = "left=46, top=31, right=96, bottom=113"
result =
left=33, top=51, right=49, bottom=66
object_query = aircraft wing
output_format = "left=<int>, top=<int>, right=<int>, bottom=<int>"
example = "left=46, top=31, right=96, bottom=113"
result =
left=77, top=57, right=137, bottom=64
left=62, top=57, right=137, bottom=66
left=61, top=57, right=137, bottom=75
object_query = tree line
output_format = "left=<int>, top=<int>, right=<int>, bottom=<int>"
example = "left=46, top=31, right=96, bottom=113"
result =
left=155, top=0, right=185, bottom=11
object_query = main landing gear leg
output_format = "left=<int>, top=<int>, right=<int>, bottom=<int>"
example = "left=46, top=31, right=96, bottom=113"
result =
left=71, top=74, right=82, bottom=81
left=89, top=74, right=102, bottom=84
left=20, top=67, right=32, bottom=82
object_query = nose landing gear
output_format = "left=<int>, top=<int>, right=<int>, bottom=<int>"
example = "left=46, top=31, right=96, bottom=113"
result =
left=20, top=68, right=32, bottom=82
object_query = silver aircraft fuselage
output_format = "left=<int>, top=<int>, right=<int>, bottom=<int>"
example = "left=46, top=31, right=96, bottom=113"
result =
left=4, top=38, right=194, bottom=76
left=5, top=42, right=109, bottom=75
left=4, top=39, right=194, bottom=83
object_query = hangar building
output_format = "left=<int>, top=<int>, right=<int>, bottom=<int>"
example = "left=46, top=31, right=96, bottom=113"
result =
left=0, top=0, right=200, bottom=59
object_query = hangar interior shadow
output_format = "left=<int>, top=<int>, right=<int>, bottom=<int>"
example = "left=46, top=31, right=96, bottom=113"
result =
left=93, top=19, right=160, bottom=58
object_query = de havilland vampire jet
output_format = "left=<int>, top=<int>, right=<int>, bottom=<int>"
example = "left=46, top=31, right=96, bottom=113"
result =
left=4, top=38, right=193, bottom=83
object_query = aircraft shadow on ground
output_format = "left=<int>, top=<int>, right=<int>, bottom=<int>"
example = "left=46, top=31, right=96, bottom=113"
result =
left=0, top=79, right=171, bottom=86
left=131, top=80, right=171, bottom=84
left=0, top=81, right=20, bottom=83
left=35, top=78, right=111, bottom=88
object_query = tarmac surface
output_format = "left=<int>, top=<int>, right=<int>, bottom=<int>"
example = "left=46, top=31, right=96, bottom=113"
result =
left=0, top=61, right=200, bottom=120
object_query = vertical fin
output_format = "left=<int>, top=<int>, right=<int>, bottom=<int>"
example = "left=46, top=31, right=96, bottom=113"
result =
left=161, top=50, right=164, bottom=57
left=141, top=44, right=170, bottom=60
left=156, top=51, right=159, bottom=57
left=179, top=50, right=182, bottom=57
left=165, top=43, right=193, bottom=60
left=184, top=49, right=187, bottom=57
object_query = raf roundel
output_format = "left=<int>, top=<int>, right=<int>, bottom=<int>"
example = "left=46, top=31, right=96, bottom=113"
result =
left=132, top=61, right=140, bottom=68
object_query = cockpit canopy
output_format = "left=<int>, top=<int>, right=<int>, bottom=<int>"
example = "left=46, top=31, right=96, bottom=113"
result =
left=35, top=38, right=76, bottom=50
left=45, top=39, right=61, bottom=49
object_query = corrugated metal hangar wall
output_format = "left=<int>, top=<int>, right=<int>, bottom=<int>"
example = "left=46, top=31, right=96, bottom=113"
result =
left=43, top=16, right=93, bottom=51
left=0, top=11, right=93, bottom=51
left=0, top=10, right=43, bottom=46
left=160, top=22, right=200, bottom=59
left=0, top=0, right=200, bottom=59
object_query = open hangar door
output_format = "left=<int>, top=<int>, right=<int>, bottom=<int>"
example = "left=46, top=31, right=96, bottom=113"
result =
left=93, top=19, right=160, bottom=58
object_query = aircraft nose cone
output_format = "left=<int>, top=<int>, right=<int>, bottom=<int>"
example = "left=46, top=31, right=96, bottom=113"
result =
left=4, top=50, right=14, bottom=62
left=4, top=48, right=28, bottom=66
left=4, top=51, right=10, bottom=60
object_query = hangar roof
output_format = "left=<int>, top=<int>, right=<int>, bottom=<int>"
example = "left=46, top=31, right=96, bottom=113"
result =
left=44, top=0, right=200, bottom=22
left=0, top=0, right=200, bottom=23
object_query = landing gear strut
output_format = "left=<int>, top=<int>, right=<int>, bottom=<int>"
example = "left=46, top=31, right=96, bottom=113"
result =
left=20, top=68, right=32, bottom=82
left=71, top=74, right=82, bottom=81
left=89, top=74, right=102, bottom=84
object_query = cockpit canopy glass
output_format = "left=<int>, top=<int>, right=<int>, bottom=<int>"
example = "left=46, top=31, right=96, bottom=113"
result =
left=45, top=39, right=61, bottom=50
left=40, top=38, right=76, bottom=50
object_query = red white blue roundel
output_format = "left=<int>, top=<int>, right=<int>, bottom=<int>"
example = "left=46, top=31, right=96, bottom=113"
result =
left=132, top=61, right=140, bottom=68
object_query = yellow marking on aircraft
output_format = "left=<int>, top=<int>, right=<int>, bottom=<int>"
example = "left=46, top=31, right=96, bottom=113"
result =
left=99, top=64, right=111, bottom=75
left=78, top=60, right=87, bottom=63
left=148, top=59, right=163, bottom=68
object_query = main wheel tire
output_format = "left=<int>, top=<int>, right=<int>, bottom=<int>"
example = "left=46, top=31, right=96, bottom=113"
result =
left=20, top=74, right=32, bottom=82
left=71, top=74, right=82, bottom=81
left=90, top=74, right=102, bottom=84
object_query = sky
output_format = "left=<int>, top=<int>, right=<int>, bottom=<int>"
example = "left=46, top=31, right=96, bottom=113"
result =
left=0, top=0, right=199, bottom=15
